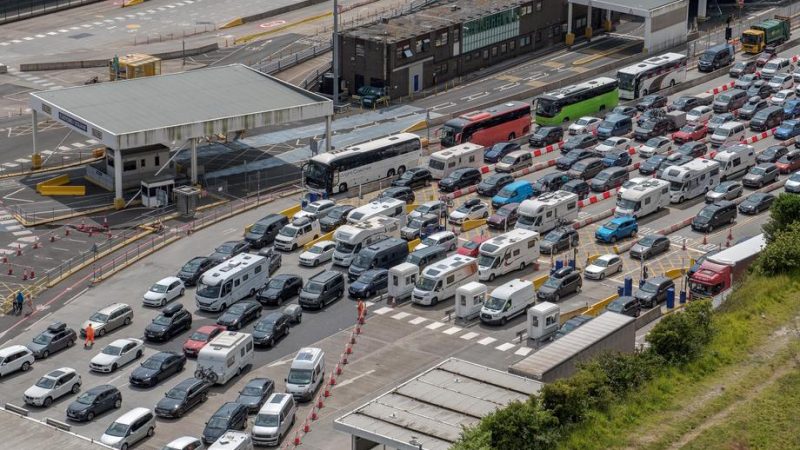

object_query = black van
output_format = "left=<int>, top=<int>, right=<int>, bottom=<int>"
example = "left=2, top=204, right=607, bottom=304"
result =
left=698, top=43, right=734, bottom=72
left=691, top=200, right=737, bottom=232
left=299, top=270, right=345, bottom=309
left=348, top=237, right=409, bottom=281
left=528, top=126, right=563, bottom=148
left=245, top=214, right=289, bottom=248
left=596, top=114, right=633, bottom=139
left=750, top=105, right=784, bottom=132
left=406, top=245, right=447, bottom=269
left=202, top=402, right=249, bottom=444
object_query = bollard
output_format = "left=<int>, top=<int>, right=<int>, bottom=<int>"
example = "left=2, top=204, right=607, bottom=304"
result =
left=65, top=227, right=70, bottom=236
left=16, top=245, right=21, bottom=256
left=617, top=286, right=624, bottom=297
left=568, top=259, right=575, bottom=269
left=29, top=269, right=35, bottom=279
left=666, top=287, right=675, bottom=309
left=23, top=269, right=28, bottom=281
left=624, top=277, right=633, bottom=297
left=555, top=259, right=564, bottom=271
left=639, top=278, right=645, bottom=288
left=679, top=290, right=687, bottom=304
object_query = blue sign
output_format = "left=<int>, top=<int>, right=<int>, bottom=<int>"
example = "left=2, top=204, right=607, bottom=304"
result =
left=58, top=111, right=87, bottom=132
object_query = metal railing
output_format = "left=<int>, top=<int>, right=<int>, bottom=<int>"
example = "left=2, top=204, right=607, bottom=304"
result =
left=253, top=40, right=332, bottom=75
left=0, top=0, right=100, bottom=24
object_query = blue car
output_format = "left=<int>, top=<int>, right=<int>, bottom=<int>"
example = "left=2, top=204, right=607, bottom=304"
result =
left=601, top=150, right=632, bottom=168
left=775, top=119, right=800, bottom=141
left=483, top=142, right=521, bottom=164
left=595, top=216, right=638, bottom=243
left=492, top=180, right=534, bottom=208
left=784, top=99, right=800, bottom=119
left=348, top=269, right=388, bottom=299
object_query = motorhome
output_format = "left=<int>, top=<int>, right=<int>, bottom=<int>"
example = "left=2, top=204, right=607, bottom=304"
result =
left=346, top=198, right=407, bottom=224
left=713, top=144, right=756, bottom=180
left=332, top=216, right=400, bottom=266
left=477, top=228, right=540, bottom=282
left=480, top=279, right=535, bottom=325
left=427, top=143, right=484, bottom=179
left=285, top=347, right=325, bottom=401
left=196, top=331, right=254, bottom=385
left=614, top=179, right=670, bottom=218
left=661, top=158, right=722, bottom=203
left=195, top=254, right=268, bottom=312
left=412, top=255, right=478, bottom=306
left=516, top=190, right=579, bottom=233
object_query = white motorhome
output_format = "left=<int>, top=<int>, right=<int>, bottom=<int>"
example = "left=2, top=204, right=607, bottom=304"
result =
left=346, top=198, right=407, bottom=224
left=427, top=143, right=484, bottom=179
left=615, top=179, right=670, bottom=218
left=516, top=191, right=579, bottom=233
left=713, top=144, right=756, bottom=180
left=209, top=431, right=254, bottom=450
left=617, top=176, right=650, bottom=199
left=477, top=228, right=540, bottom=281
left=332, top=216, right=400, bottom=266
left=196, top=331, right=254, bottom=385
left=196, top=254, right=268, bottom=312
left=661, top=158, right=722, bottom=203
left=388, top=262, right=419, bottom=305
left=480, top=279, right=535, bottom=325
left=285, top=347, right=325, bottom=401
left=412, top=255, right=478, bottom=306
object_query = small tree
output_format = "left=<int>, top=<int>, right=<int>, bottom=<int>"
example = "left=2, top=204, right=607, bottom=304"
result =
left=646, top=300, right=713, bottom=364
left=762, top=193, right=800, bottom=242
left=756, top=221, right=800, bottom=275
left=485, top=398, right=560, bottom=450
left=540, top=362, right=612, bottom=425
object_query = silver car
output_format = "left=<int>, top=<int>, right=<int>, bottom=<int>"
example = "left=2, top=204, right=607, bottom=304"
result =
left=81, top=303, right=134, bottom=338
left=583, top=254, right=623, bottom=280
left=23, top=367, right=81, bottom=407
left=705, top=181, right=743, bottom=203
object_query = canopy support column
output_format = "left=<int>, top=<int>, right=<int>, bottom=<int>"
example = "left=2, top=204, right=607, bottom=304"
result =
left=325, top=115, right=332, bottom=152
left=114, top=147, right=124, bottom=209
left=566, top=2, right=575, bottom=46
left=190, top=137, right=198, bottom=185
left=31, top=110, right=42, bottom=170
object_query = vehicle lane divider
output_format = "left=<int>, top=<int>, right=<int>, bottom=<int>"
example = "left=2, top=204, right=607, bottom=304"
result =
left=706, top=80, right=735, bottom=95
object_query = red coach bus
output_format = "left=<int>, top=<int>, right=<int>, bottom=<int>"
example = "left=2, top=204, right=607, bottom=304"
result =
left=439, top=101, right=532, bottom=148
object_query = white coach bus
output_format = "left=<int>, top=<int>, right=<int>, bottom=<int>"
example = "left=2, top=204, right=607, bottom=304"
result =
left=616, top=52, right=688, bottom=100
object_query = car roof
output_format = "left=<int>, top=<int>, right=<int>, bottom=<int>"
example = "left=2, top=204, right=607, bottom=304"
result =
left=196, top=325, right=225, bottom=334
left=98, top=303, right=129, bottom=314
left=263, top=311, right=286, bottom=321
left=310, top=270, right=341, bottom=282
left=610, top=216, right=633, bottom=224
left=596, top=254, right=618, bottom=262
left=87, top=384, right=117, bottom=394
left=245, top=377, right=272, bottom=388
left=215, top=401, right=244, bottom=416
left=45, top=367, right=76, bottom=378
left=148, top=351, right=177, bottom=361
left=108, top=338, right=137, bottom=347
left=156, top=276, right=181, bottom=285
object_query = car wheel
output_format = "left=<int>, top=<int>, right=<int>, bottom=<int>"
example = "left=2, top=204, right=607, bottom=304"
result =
left=111, top=363, right=118, bottom=372
left=71, top=383, right=81, bottom=394
left=268, top=338, right=275, bottom=348
left=114, top=398, right=122, bottom=408
left=43, top=396, right=53, bottom=407
left=708, top=224, right=714, bottom=232
left=554, top=294, right=560, bottom=302
left=20, top=361, right=31, bottom=372
left=313, top=259, right=319, bottom=267
left=86, top=412, right=95, bottom=421
left=180, top=288, right=185, bottom=296
left=161, top=298, right=167, bottom=307
left=501, top=316, right=508, bottom=326
left=41, top=350, right=49, bottom=359
left=124, top=317, right=132, bottom=326
left=431, top=297, right=439, bottom=306
left=67, top=339, right=75, bottom=348
left=610, top=236, right=617, bottom=243
left=121, top=444, right=128, bottom=450
left=599, top=272, right=605, bottom=280
left=136, top=350, right=143, bottom=359
left=488, top=274, right=495, bottom=282
left=201, top=391, right=209, bottom=402
left=519, top=261, right=526, bottom=271
left=147, top=427, right=154, bottom=437
left=508, top=132, right=516, bottom=141
left=339, top=183, right=348, bottom=193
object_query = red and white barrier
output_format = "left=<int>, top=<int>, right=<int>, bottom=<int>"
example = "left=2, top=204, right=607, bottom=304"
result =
left=706, top=80, right=735, bottom=95
left=577, top=189, right=615, bottom=208
left=531, top=141, right=566, bottom=157
left=741, top=127, right=777, bottom=144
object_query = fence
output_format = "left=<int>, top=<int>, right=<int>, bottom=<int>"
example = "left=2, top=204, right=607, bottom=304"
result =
left=0, top=0, right=100, bottom=24
left=253, top=40, right=332, bottom=75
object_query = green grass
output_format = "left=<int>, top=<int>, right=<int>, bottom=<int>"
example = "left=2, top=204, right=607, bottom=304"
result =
left=558, top=272, right=800, bottom=450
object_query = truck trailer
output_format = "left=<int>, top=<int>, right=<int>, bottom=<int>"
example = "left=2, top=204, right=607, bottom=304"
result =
left=742, top=18, right=790, bottom=54
left=689, top=234, right=766, bottom=299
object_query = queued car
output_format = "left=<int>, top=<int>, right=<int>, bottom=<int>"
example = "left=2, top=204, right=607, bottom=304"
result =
left=348, top=269, right=389, bottom=299
left=656, top=153, right=694, bottom=177
left=705, top=181, right=743, bottom=203
left=672, top=124, right=708, bottom=144
left=257, top=246, right=282, bottom=275
left=209, top=240, right=251, bottom=264
left=492, top=180, right=534, bottom=208
left=391, top=167, right=432, bottom=189
left=729, top=60, right=757, bottom=78
left=707, top=112, right=736, bottom=134
left=66, top=384, right=122, bottom=422
left=583, top=254, right=623, bottom=280
left=24, top=367, right=81, bottom=407
left=686, top=106, right=713, bottom=125
left=768, top=73, right=793, bottom=92
left=27, top=322, right=77, bottom=359
left=319, top=205, right=356, bottom=232
left=539, top=227, right=579, bottom=254
left=629, top=234, right=670, bottom=260
left=458, top=235, right=490, bottom=257
left=611, top=105, right=638, bottom=118
left=638, top=154, right=667, bottom=176
left=786, top=170, right=800, bottom=193
left=182, top=325, right=226, bottom=358
left=737, top=96, right=769, bottom=120
left=298, top=240, right=335, bottom=267
left=448, top=198, right=489, bottom=225
left=142, top=276, right=185, bottom=308
left=236, top=377, right=275, bottom=413
left=409, top=200, right=447, bottom=219
left=747, top=80, right=772, bottom=99
left=738, top=192, right=776, bottom=214
left=600, top=149, right=632, bottom=168
left=605, top=296, right=641, bottom=317
left=486, top=203, right=519, bottom=230
left=568, top=116, right=602, bottom=135
left=477, top=173, right=514, bottom=197
left=144, top=303, right=192, bottom=342
left=757, top=145, right=789, bottom=164
left=528, top=126, right=563, bottom=147
left=416, top=230, right=458, bottom=252
left=257, top=274, right=303, bottom=306
left=401, top=214, right=442, bottom=241
left=594, top=136, right=631, bottom=156
left=438, top=168, right=482, bottom=192
left=589, top=166, right=629, bottom=192
left=556, top=148, right=597, bottom=170
left=293, top=199, right=336, bottom=221
left=89, top=338, right=144, bottom=373
left=734, top=73, right=760, bottom=90
left=536, top=268, right=582, bottom=302
left=176, top=256, right=214, bottom=287
left=252, top=312, right=291, bottom=347
left=675, top=141, right=708, bottom=158
left=777, top=149, right=800, bottom=173
left=774, top=120, right=800, bottom=141
left=638, top=136, right=672, bottom=159
left=561, top=179, right=591, bottom=200
left=483, top=142, right=521, bottom=163
left=595, top=216, right=638, bottom=244
left=129, top=352, right=187, bottom=388
left=567, top=157, right=604, bottom=181
left=81, top=303, right=134, bottom=338
left=155, top=377, right=211, bottom=419
left=742, top=163, right=779, bottom=188
left=668, top=95, right=703, bottom=112
left=637, top=94, right=668, bottom=111
left=562, top=133, right=598, bottom=153
left=379, top=186, right=415, bottom=204
left=216, top=300, right=262, bottom=331
left=532, top=173, right=571, bottom=195
left=783, top=99, right=800, bottom=119
left=555, top=315, right=593, bottom=339
left=756, top=47, right=777, bottom=66
left=769, top=89, right=795, bottom=106
left=202, top=402, right=249, bottom=444
left=634, top=276, right=675, bottom=309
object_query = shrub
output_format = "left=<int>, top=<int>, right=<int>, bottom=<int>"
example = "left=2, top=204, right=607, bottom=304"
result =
left=452, top=398, right=560, bottom=450
left=540, top=362, right=612, bottom=425
left=593, top=351, right=664, bottom=395
left=646, top=300, right=713, bottom=364
left=762, top=193, right=800, bottom=242
left=756, top=221, right=800, bottom=275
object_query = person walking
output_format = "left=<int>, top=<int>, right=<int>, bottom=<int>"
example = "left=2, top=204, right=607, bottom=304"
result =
left=15, top=291, right=24, bottom=316
left=84, top=323, right=95, bottom=348
left=25, top=294, right=34, bottom=315
left=357, top=299, right=366, bottom=324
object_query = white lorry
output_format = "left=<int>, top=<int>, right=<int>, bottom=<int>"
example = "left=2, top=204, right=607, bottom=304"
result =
left=614, top=178, right=670, bottom=218
left=332, top=216, right=400, bottom=266
left=477, top=228, right=540, bottom=282
left=516, top=191, right=579, bottom=233
left=480, top=279, right=535, bottom=325
left=196, top=331, right=254, bottom=385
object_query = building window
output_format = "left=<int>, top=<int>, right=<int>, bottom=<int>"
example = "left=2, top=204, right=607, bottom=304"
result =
left=422, top=38, right=430, bottom=51
left=510, top=39, right=515, bottom=50
left=501, top=43, right=507, bottom=53
left=483, top=49, right=489, bottom=59
left=520, top=5, right=532, bottom=15
left=438, top=62, right=448, bottom=73
left=491, top=46, right=498, bottom=57
left=107, top=155, right=114, bottom=167
left=453, top=28, right=460, bottom=43
left=123, top=160, right=136, bottom=172
left=536, top=1, right=542, bottom=11
left=520, top=36, right=531, bottom=47
left=140, top=159, right=146, bottom=168
left=466, top=53, right=471, bottom=61
left=154, top=155, right=160, bottom=166
left=355, top=42, right=365, bottom=58
left=463, top=6, right=521, bottom=53
left=415, top=39, right=423, bottom=53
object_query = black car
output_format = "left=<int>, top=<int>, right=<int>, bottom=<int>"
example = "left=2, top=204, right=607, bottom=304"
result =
left=634, top=276, right=675, bottom=308
left=561, top=179, right=591, bottom=200
left=144, top=303, right=192, bottom=342
left=529, top=126, right=563, bottom=148
left=730, top=60, right=757, bottom=78
left=637, top=94, right=668, bottom=111
left=256, top=246, right=282, bottom=275
left=556, top=148, right=597, bottom=170
left=319, top=205, right=356, bottom=232
left=487, top=203, right=519, bottom=229
left=668, top=95, right=702, bottom=112
left=484, top=142, right=521, bottom=163
left=391, top=167, right=432, bottom=189
left=155, top=377, right=211, bottom=418
left=203, top=402, right=249, bottom=444
left=746, top=80, right=772, bottom=99
left=532, top=173, right=571, bottom=195
left=606, top=296, right=641, bottom=317
left=27, top=322, right=77, bottom=359
left=537, top=269, right=582, bottom=302
left=379, top=186, right=415, bottom=204
left=177, top=256, right=214, bottom=287
left=562, top=133, right=598, bottom=153
left=244, top=214, right=289, bottom=249
left=129, top=351, right=187, bottom=388
left=236, top=378, right=275, bottom=413
left=758, top=145, right=788, bottom=164
left=590, top=166, right=629, bottom=192
left=629, top=234, right=671, bottom=260
left=438, top=167, right=482, bottom=192
left=216, top=300, right=262, bottom=330
left=676, top=141, right=707, bottom=158
left=638, top=154, right=667, bottom=176
left=66, top=384, right=122, bottom=422
left=568, top=157, right=605, bottom=181
left=737, top=96, right=768, bottom=120
left=256, top=274, right=303, bottom=306
left=611, top=105, right=638, bottom=118
left=540, top=227, right=579, bottom=254
left=556, top=315, right=593, bottom=339
left=476, top=173, right=514, bottom=197
left=252, top=312, right=291, bottom=347
left=738, top=192, right=776, bottom=214
left=348, top=269, right=389, bottom=298
left=209, top=240, right=251, bottom=263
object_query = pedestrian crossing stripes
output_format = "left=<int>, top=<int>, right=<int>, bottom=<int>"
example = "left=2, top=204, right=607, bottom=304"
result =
left=460, top=331, right=479, bottom=340
left=408, top=316, right=427, bottom=325
left=425, top=321, right=445, bottom=330
left=442, top=326, right=462, bottom=335
left=477, top=336, right=497, bottom=345
left=391, top=312, right=410, bottom=320
left=495, top=342, right=516, bottom=352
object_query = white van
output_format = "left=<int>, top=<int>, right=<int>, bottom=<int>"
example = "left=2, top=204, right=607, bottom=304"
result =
left=713, top=144, right=756, bottom=180
left=477, top=228, right=540, bottom=281
left=196, top=254, right=268, bottom=312
left=196, top=331, right=254, bottom=385
left=210, top=431, right=253, bottom=450
left=480, top=279, right=534, bottom=325
left=274, top=217, right=321, bottom=251
left=252, top=393, right=297, bottom=447
left=100, top=407, right=156, bottom=449
left=427, top=143, right=484, bottom=179
left=614, top=179, right=670, bottom=218
left=412, top=255, right=478, bottom=306
left=710, top=121, right=746, bottom=148
left=285, top=347, right=325, bottom=401
left=346, top=198, right=407, bottom=224
left=516, top=191, right=579, bottom=233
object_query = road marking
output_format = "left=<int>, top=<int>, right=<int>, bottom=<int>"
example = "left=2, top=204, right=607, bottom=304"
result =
left=51, top=247, right=70, bottom=252
left=58, top=146, right=71, bottom=151
left=14, top=158, right=29, bottom=163
left=268, top=358, right=291, bottom=367
left=71, top=142, right=86, bottom=148
left=515, top=347, right=533, bottom=356
left=24, top=312, right=53, bottom=332
left=335, top=369, right=375, bottom=388
left=372, top=306, right=392, bottom=315
left=222, top=227, right=237, bottom=234
left=408, top=316, right=427, bottom=325
left=495, top=342, right=515, bottom=352
left=391, top=311, right=410, bottom=320
left=364, top=301, right=374, bottom=308
left=461, top=91, right=489, bottom=102
left=442, top=326, right=462, bottom=335
left=12, top=230, right=33, bottom=236
left=87, top=139, right=99, bottom=145
left=426, top=321, right=445, bottom=330
left=460, top=331, right=479, bottom=340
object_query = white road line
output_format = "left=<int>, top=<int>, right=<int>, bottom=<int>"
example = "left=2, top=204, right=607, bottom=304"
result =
left=268, top=358, right=291, bottom=367
left=477, top=336, right=497, bottom=345
left=14, top=158, right=29, bottom=163
left=11, top=40, right=22, bottom=43
left=58, top=146, right=71, bottom=151
left=13, top=230, right=33, bottom=236
left=391, top=312, right=410, bottom=320
left=2, top=163, right=18, bottom=168
left=222, top=227, right=237, bottom=234
left=64, top=287, right=89, bottom=305
left=364, top=301, right=374, bottom=308
left=372, top=306, right=392, bottom=315
left=442, top=326, right=462, bottom=335
left=426, top=321, right=445, bottom=330
left=460, top=331, right=479, bottom=340
left=23, top=37, right=34, bottom=40
left=408, top=316, right=427, bottom=325
left=46, top=32, right=58, bottom=35
left=87, top=139, right=99, bottom=144
left=495, top=342, right=515, bottom=352
left=514, top=347, right=533, bottom=356
left=58, top=29, right=69, bottom=33
left=35, top=34, right=46, bottom=38
left=71, top=142, right=86, bottom=148
left=335, top=369, right=375, bottom=388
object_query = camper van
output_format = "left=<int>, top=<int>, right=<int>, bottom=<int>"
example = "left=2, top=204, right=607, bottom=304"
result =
left=195, top=254, right=269, bottom=312
left=332, top=216, right=400, bottom=266
left=713, top=144, right=756, bottom=180
left=274, top=217, right=321, bottom=252
left=347, top=237, right=408, bottom=281
left=251, top=394, right=296, bottom=447
left=614, top=179, right=670, bottom=218
left=196, top=331, right=254, bottom=385
left=412, top=255, right=478, bottom=306
left=346, top=198, right=407, bottom=224
left=427, top=143, right=484, bottom=179
left=480, top=279, right=535, bottom=325
left=661, top=158, right=722, bottom=203
left=477, top=228, right=540, bottom=281
left=285, top=347, right=325, bottom=401
left=516, top=190, right=579, bottom=233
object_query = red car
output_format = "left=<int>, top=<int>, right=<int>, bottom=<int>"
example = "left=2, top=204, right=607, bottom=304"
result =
left=671, top=123, right=708, bottom=144
left=756, top=47, right=777, bottom=67
left=457, top=235, right=490, bottom=257
left=182, top=325, right=226, bottom=357
left=776, top=149, right=800, bottom=173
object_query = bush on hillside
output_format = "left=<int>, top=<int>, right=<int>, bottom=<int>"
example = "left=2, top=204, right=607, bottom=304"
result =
left=762, top=193, right=800, bottom=242
left=452, top=398, right=560, bottom=450
left=756, top=221, right=800, bottom=275
left=646, top=299, right=713, bottom=364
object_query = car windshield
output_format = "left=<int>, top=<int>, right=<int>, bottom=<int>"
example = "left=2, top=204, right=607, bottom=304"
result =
left=142, top=358, right=163, bottom=370
left=639, top=236, right=657, bottom=245
left=790, top=173, right=800, bottom=182
left=255, top=318, right=277, bottom=331
left=640, top=281, right=659, bottom=293
left=328, top=208, right=348, bottom=219
left=189, top=331, right=209, bottom=342
left=717, top=93, right=732, bottom=102
left=105, top=422, right=130, bottom=437
left=242, top=386, right=264, bottom=396
left=182, top=260, right=202, bottom=271
left=32, top=334, right=52, bottom=345
left=279, top=226, right=298, bottom=237
left=304, top=282, right=324, bottom=294
left=429, top=159, right=445, bottom=170
left=544, top=231, right=563, bottom=242
left=603, top=221, right=619, bottom=230
left=497, top=188, right=514, bottom=198
left=607, top=301, right=624, bottom=313
left=197, top=283, right=221, bottom=299
left=576, top=118, right=592, bottom=125
left=35, top=377, right=57, bottom=389
left=150, top=283, right=169, bottom=293
left=249, top=223, right=267, bottom=234
left=751, top=167, right=766, bottom=175
left=207, top=417, right=229, bottom=429
left=496, top=207, right=513, bottom=217
left=89, top=312, right=109, bottom=323
left=477, top=255, right=499, bottom=268
left=601, top=139, right=617, bottom=147
left=308, top=246, right=325, bottom=254
left=287, top=368, right=313, bottom=385
left=463, top=241, right=480, bottom=250
left=765, top=61, right=780, bottom=70
left=617, top=199, right=639, bottom=210
left=484, top=296, right=506, bottom=311
left=165, top=387, right=188, bottom=400
left=416, top=276, right=438, bottom=291
left=595, top=172, right=610, bottom=181
left=102, top=345, right=123, bottom=356
left=352, top=253, right=371, bottom=268
left=713, top=183, right=731, bottom=192
left=77, top=391, right=100, bottom=404
left=255, top=413, right=280, bottom=427
left=500, top=155, right=516, bottom=164
left=543, top=278, right=561, bottom=288
left=153, top=315, right=173, bottom=326
left=593, top=259, right=608, bottom=268
left=645, top=138, right=663, bottom=147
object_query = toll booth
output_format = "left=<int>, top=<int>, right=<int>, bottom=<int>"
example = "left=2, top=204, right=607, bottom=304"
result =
left=527, top=302, right=560, bottom=344
left=175, top=185, right=201, bottom=217
left=140, top=177, right=175, bottom=208
left=455, top=282, right=486, bottom=321
left=109, top=54, right=162, bottom=81
left=388, top=263, right=418, bottom=305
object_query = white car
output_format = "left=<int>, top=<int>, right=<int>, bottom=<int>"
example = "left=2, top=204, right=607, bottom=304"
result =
left=90, top=338, right=144, bottom=373
left=292, top=199, right=336, bottom=221
left=638, top=136, right=672, bottom=158
left=583, top=254, right=623, bottom=280
left=770, top=89, right=795, bottom=106
left=298, top=240, right=336, bottom=267
left=686, top=105, right=713, bottom=125
left=0, top=345, right=34, bottom=377
left=568, top=116, right=602, bottom=135
left=143, top=276, right=185, bottom=307
left=415, top=231, right=458, bottom=252
left=409, top=200, right=447, bottom=219
left=23, top=367, right=81, bottom=407
left=767, top=73, right=793, bottom=92
left=162, top=436, right=205, bottom=450
left=785, top=170, right=800, bottom=193
left=594, top=136, right=631, bottom=156
left=448, top=198, right=489, bottom=225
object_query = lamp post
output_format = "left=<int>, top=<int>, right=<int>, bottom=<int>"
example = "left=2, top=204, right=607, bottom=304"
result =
left=332, top=0, right=340, bottom=107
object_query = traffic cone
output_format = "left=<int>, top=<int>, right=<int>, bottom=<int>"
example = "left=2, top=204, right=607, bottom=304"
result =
left=303, top=419, right=310, bottom=432
left=32, top=240, right=39, bottom=249
left=7, top=265, right=12, bottom=275
left=293, top=432, right=301, bottom=446
left=29, top=269, right=35, bottom=279
left=336, top=363, right=342, bottom=375
left=345, top=344, right=352, bottom=355
left=103, top=217, right=109, bottom=229
left=49, top=235, right=55, bottom=243
left=323, top=384, right=331, bottom=398
left=341, top=352, right=348, bottom=365
left=2, top=255, right=7, bottom=263
left=79, top=219, right=85, bottom=231
left=350, top=331, right=356, bottom=345
left=727, top=227, right=733, bottom=241
left=318, top=394, right=325, bottom=407
left=702, top=234, right=708, bottom=245
left=311, top=407, right=318, bottom=420
left=65, top=226, right=70, bottom=236
left=329, top=372, right=337, bottom=386
left=355, top=323, right=361, bottom=335
left=16, top=245, right=21, bottom=256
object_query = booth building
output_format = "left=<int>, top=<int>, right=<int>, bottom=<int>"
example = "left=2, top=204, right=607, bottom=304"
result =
left=338, top=0, right=606, bottom=99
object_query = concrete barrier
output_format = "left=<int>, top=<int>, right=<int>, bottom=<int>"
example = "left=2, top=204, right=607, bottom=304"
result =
left=405, top=204, right=419, bottom=214
left=20, top=43, right=219, bottom=71
left=280, top=204, right=301, bottom=218
left=462, top=219, right=486, bottom=232
left=533, top=274, right=549, bottom=290
left=403, top=120, right=428, bottom=133
left=585, top=293, right=619, bottom=316
left=559, top=304, right=590, bottom=323
left=303, top=231, right=334, bottom=250
left=220, top=17, right=244, bottom=29
left=36, top=173, right=69, bottom=193
left=236, top=11, right=332, bottom=45
left=407, top=238, right=421, bottom=252
left=665, top=268, right=687, bottom=280
left=39, top=185, right=86, bottom=196
left=44, top=417, right=71, bottom=431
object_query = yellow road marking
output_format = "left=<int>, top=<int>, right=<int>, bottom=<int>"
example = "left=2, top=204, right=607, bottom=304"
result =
left=572, top=41, right=641, bottom=66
